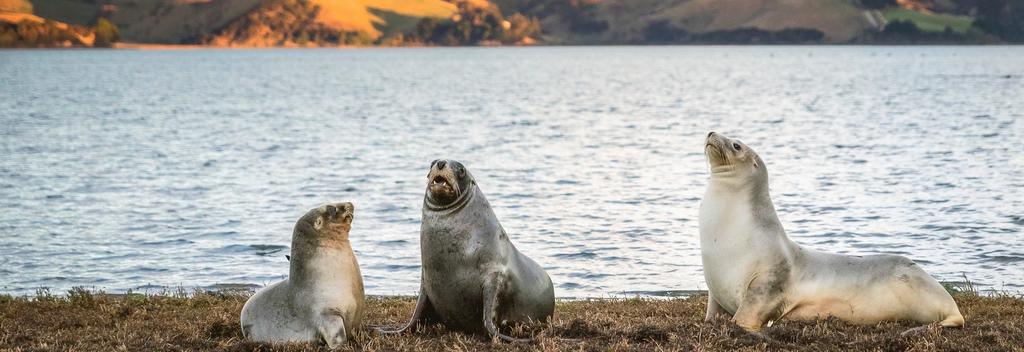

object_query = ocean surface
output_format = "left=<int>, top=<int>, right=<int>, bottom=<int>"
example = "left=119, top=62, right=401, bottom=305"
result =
left=1, top=47, right=1022, bottom=297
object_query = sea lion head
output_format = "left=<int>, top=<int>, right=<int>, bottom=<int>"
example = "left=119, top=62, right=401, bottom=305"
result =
left=296, top=202, right=355, bottom=241
left=425, top=159, right=474, bottom=208
left=704, top=132, right=767, bottom=185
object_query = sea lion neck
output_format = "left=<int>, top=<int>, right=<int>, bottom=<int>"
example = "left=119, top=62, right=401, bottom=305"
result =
left=288, top=231, right=351, bottom=282
left=708, top=165, right=764, bottom=192
left=707, top=167, right=785, bottom=236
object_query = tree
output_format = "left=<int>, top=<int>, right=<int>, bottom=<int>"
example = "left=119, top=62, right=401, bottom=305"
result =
left=0, top=25, right=17, bottom=47
left=860, top=0, right=896, bottom=9
left=505, top=13, right=540, bottom=43
left=972, top=0, right=1024, bottom=42
left=94, top=18, right=119, bottom=47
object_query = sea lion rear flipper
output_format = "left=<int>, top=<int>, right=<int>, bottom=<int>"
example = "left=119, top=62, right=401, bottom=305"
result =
left=483, top=272, right=534, bottom=343
left=377, top=287, right=436, bottom=335
left=316, top=309, right=347, bottom=349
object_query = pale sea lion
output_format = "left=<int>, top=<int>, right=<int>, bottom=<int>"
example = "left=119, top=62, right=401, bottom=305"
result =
left=240, top=202, right=365, bottom=348
left=699, top=132, right=964, bottom=333
left=384, top=159, right=555, bottom=342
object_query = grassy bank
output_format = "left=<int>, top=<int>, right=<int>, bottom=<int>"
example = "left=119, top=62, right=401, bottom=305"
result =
left=882, top=8, right=974, bottom=33
left=1, top=289, right=1022, bottom=351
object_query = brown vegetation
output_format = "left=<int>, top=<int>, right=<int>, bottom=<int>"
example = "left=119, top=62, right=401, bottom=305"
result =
left=0, top=12, right=94, bottom=47
left=406, top=0, right=540, bottom=45
left=1, top=289, right=1021, bottom=351
left=200, top=0, right=375, bottom=47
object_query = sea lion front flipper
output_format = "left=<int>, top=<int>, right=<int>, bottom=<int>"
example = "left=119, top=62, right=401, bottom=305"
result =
left=377, top=287, right=437, bottom=335
left=316, top=308, right=347, bottom=349
left=482, top=272, right=533, bottom=343
left=705, top=292, right=729, bottom=321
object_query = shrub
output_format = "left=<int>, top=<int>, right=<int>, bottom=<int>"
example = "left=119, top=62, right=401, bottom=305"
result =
left=94, top=17, right=119, bottom=47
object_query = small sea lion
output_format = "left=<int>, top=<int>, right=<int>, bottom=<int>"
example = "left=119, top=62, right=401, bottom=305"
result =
left=240, top=203, right=365, bottom=348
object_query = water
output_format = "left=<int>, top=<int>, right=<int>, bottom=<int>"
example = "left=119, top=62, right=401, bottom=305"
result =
left=1, top=47, right=1022, bottom=297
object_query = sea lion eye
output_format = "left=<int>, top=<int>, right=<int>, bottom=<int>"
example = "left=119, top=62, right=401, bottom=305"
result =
left=732, top=143, right=741, bottom=151
left=457, top=167, right=465, bottom=177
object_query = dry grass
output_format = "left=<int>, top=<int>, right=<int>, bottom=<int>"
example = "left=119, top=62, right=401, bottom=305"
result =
left=309, top=0, right=455, bottom=38
left=1, top=289, right=1022, bottom=351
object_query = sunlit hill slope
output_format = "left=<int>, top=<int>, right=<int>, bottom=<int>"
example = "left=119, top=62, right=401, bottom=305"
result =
left=7, top=0, right=1021, bottom=46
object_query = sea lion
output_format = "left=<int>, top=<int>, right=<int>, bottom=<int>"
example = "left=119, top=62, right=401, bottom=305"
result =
left=384, top=159, right=555, bottom=342
left=240, top=202, right=365, bottom=348
left=699, top=132, right=964, bottom=333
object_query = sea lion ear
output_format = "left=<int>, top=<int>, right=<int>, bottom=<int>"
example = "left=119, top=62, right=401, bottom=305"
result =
left=314, top=216, right=324, bottom=230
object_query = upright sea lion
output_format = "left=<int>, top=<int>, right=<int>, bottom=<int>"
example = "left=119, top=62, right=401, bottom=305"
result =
left=240, top=202, right=365, bottom=348
left=699, top=132, right=964, bottom=333
left=385, top=159, right=555, bottom=342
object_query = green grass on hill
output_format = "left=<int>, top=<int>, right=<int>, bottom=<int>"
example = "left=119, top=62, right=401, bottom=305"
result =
left=882, top=8, right=973, bottom=33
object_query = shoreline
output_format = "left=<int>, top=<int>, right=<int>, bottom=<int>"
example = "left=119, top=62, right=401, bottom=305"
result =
left=4, top=276, right=1005, bottom=300
left=4, top=43, right=1024, bottom=51
left=2, top=289, right=1021, bottom=351
left=9, top=285, right=1013, bottom=300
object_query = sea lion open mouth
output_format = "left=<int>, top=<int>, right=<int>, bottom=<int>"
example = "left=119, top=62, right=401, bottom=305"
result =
left=424, top=159, right=475, bottom=208
left=426, top=167, right=459, bottom=206
left=431, top=175, right=450, bottom=187
left=429, top=174, right=455, bottom=195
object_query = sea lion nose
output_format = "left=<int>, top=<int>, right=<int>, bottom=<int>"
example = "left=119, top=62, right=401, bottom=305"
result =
left=708, top=131, right=715, bottom=138
left=437, top=160, right=447, bottom=170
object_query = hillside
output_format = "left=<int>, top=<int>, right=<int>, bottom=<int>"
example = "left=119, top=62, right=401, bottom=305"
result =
left=12, top=0, right=1024, bottom=46
left=311, top=0, right=457, bottom=38
left=26, top=0, right=464, bottom=44
left=27, top=0, right=265, bottom=44
left=0, top=0, right=97, bottom=47
left=494, top=0, right=874, bottom=43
